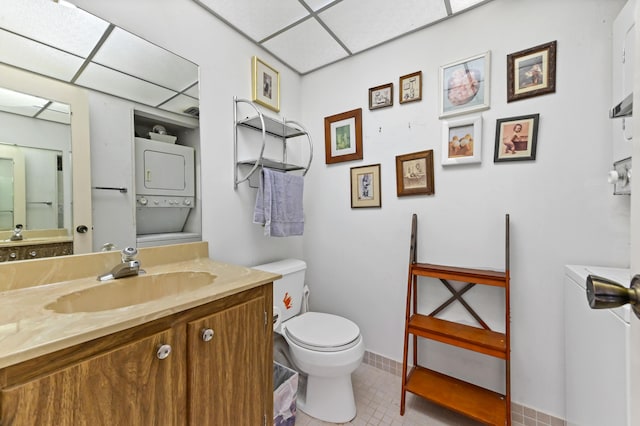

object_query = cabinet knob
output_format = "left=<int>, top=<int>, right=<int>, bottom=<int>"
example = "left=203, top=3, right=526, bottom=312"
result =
left=201, top=328, right=214, bottom=342
left=156, top=344, right=172, bottom=360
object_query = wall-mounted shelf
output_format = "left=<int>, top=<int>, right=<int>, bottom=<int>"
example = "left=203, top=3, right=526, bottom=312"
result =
left=234, top=97, right=312, bottom=189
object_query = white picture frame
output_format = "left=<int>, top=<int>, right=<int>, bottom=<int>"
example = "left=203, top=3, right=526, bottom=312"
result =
left=439, top=51, right=491, bottom=118
left=441, top=114, right=482, bottom=166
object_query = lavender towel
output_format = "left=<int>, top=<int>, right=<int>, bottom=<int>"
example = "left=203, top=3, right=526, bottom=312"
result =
left=253, top=169, right=304, bottom=237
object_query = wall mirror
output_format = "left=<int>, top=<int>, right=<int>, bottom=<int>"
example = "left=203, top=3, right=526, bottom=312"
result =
left=0, top=0, right=199, bottom=258
left=0, top=88, right=71, bottom=232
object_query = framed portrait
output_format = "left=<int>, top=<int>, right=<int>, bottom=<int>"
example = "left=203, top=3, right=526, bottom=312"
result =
left=399, top=71, right=422, bottom=104
left=369, top=83, right=393, bottom=110
left=252, top=56, right=280, bottom=112
left=395, top=150, right=435, bottom=196
left=507, top=41, right=556, bottom=102
left=494, top=114, right=540, bottom=162
left=351, top=164, right=381, bottom=208
left=324, top=108, right=363, bottom=164
left=439, top=51, right=491, bottom=118
left=442, top=114, right=482, bottom=166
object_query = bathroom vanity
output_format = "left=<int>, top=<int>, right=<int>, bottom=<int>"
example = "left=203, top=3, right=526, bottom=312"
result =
left=0, top=242, right=277, bottom=425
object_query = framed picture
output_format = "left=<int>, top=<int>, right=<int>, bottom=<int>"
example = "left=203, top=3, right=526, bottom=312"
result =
left=507, top=41, right=557, bottom=102
left=439, top=51, right=491, bottom=118
left=399, top=71, right=422, bottom=104
left=351, top=164, right=381, bottom=208
left=324, top=108, right=363, bottom=164
left=395, top=150, right=435, bottom=196
left=442, top=114, right=482, bottom=166
left=494, top=114, right=540, bottom=162
left=252, top=56, right=280, bottom=112
left=369, top=83, right=393, bottom=110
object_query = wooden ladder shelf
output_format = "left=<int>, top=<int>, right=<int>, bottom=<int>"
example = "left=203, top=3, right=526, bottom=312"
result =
left=400, top=214, right=511, bottom=425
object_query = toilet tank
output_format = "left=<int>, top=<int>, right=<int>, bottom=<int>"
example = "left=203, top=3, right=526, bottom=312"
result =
left=253, top=259, right=306, bottom=323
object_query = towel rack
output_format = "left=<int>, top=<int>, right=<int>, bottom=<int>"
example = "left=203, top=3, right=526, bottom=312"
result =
left=234, top=96, right=313, bottom=189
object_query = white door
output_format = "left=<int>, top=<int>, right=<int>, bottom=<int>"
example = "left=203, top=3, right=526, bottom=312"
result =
left=630, top=3, right=640, bottom=423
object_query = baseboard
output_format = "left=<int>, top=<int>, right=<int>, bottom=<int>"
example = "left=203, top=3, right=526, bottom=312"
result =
left=362, top=350, right=566, bottom=426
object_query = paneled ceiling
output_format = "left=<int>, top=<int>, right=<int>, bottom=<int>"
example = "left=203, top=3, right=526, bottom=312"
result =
left=0, top=0, right=199, bottom=122
left=193, top=0, right=493, bottom=75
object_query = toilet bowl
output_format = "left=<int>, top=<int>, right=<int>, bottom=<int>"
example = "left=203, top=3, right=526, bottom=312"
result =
left=253, top=259, right=364, bottom=423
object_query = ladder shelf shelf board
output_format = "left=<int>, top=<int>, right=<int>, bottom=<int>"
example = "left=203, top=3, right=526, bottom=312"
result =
left=233, top=97, right=313, bottom=189
left=401, top=213, right=511, bottom=426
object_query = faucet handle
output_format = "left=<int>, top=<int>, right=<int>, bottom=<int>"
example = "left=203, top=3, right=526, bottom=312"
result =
left=121, top=246, right=138, bottom=262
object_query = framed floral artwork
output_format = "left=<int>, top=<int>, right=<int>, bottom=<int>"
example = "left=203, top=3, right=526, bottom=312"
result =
left=252, top=56, right=280, bottom=112
left=442, top=114, right=482, bottom=166
left=351, top=164, right=381, bottom=208
left=439, top=52, right=491, bottom=118
left=395, top=150, right=434, bottom=196
left=507, top=41, right=557, bottom=102
left=494, top=114, right=540, bottom=162
left=324, top=108, right=363, bottom=164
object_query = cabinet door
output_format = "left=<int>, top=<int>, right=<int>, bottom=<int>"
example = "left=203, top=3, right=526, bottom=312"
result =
left=187, top=296, right=268, bottom=426
left=0, top=328, right=186, bottom=426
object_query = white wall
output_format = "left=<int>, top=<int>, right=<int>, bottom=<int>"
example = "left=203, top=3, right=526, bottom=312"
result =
left=71, top=0, right=630, bottom=418
left=301, top=0, right=629, bottom=417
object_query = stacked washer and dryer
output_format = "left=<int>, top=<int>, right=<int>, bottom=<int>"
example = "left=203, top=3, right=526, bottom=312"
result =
left=134, top=136, right=200, bottom=247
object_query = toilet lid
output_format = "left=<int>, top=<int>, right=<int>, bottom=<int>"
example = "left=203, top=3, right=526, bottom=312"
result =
left=284, top=312, right=361, bottom=352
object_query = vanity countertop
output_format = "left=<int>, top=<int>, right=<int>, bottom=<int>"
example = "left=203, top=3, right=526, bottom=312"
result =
left=0, top=235, right=73, bottom=248
left=0, top=242, right=279, bottom=369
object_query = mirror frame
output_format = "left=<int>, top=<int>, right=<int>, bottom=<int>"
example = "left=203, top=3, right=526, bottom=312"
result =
left=1, top=63, right=92, bottom=253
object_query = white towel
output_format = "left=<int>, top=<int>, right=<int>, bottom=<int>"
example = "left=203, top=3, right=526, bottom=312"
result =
left=253, top=169, right=304, bottom=237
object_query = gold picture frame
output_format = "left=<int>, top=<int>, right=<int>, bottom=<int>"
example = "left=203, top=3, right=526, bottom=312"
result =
left=351, top=164, right=381, bottom=208
left=252, top=56, right=280, bottom=112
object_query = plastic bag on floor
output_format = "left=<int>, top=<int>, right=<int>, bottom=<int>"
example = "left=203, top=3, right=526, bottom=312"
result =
left=274, top=362, right=298, bottom=426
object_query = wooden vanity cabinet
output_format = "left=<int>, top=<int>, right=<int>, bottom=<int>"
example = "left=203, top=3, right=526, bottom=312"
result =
left=0, top=284, right=273, bottom=426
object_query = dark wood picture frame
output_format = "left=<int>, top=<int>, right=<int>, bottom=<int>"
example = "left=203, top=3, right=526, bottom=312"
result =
left=350, top=164, right=381, bottom=208
left=369, top=83, right=393, bottom=110
left=494, top=114, right=540, bottom=162
left=507, top=41, right=557, bottom=102
left=324, top=108, right=363, bottom=164
left=395, top=150, right=435, bottom=196
left=399, top=71, right=422, bottom=104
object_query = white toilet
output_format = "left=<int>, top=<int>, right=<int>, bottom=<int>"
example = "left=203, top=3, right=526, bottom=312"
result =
left=254, top=259, right=364, bottom=423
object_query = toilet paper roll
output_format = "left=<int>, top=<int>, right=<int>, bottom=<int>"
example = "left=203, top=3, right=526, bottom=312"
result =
left=273, top=306, right=282, bottom=331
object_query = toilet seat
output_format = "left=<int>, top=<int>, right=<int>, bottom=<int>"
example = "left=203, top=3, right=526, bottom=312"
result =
left=283, top=312, right=361, bottom=352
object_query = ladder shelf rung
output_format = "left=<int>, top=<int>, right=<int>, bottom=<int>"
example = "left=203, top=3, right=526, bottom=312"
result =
left=412, top=263, right=508, bottom=287
left=404, top=366, right=508, bottom=425
left=408, top=314, right=507, bottom=359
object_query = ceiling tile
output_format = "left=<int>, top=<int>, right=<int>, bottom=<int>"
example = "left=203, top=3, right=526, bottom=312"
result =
left=195, top=0, right=309, bottom=41
left=0, top=29, right=84, bottom=82
left=38, top=102, right=72, bottom=124
left=74, top=63, right=178, bottom=107
left=450, top=0, right=487, bottom=14
left=159, top=94, right=200, bottom=117
left=184, top=84, right=199, bottom=99
left=303, top=0, right=337, bottom=12
left=0, top=87, right=47, bottom=117
left=92, top=27, right=199, bottom=92
left=262, top=18, right=348, bottom=74
left=319, top=0, right=448, bottom=53
left=0, top=0, right=109, bottom=57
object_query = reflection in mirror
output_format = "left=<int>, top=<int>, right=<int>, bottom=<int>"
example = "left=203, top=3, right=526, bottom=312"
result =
left=0, top=87, right=72, bottom=233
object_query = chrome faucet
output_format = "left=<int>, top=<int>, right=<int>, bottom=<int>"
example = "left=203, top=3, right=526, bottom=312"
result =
left=10, top=224, right=23, bottom=241
left=97, top=247, right=142, bottom=281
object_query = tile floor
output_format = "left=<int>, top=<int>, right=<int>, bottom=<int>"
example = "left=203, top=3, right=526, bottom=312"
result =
left=295, top=363, right=482, bottom=425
